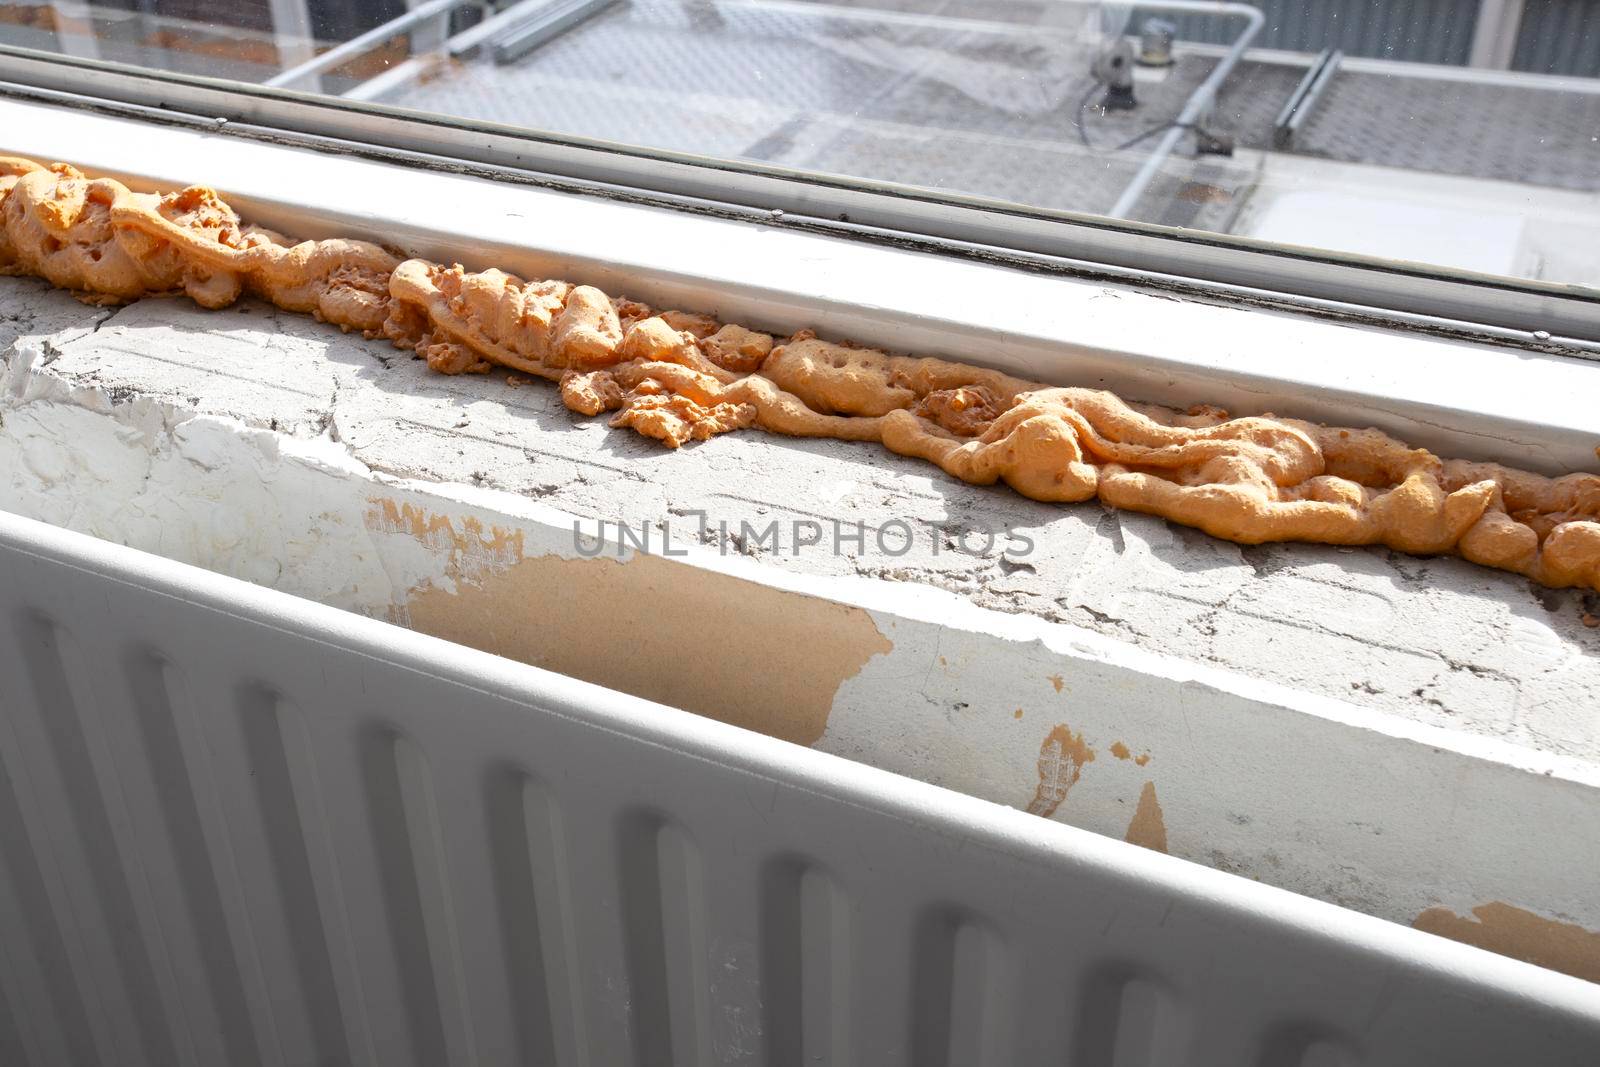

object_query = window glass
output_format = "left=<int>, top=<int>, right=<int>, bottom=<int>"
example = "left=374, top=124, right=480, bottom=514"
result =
left=4, top=0, right=1598, bottom=291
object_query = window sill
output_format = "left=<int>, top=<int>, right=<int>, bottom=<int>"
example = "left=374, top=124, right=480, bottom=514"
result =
left=4, top=94, right=1600, bottom=978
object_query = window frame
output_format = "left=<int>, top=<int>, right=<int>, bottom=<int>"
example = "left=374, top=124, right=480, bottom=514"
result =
left=3, top=81, right=1598, bottom=483
left=1, top=40, right=1598, bottom=354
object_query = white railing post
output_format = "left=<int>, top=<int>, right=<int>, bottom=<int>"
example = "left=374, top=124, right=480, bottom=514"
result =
left=48, top=1, right=101, bottom=60
left=1468, top=0, right=1526, bottom=69
left=268, top=0, right=321, bottom=91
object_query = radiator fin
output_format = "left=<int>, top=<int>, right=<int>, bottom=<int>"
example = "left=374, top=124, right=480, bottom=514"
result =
left=11, top=614, right=178, bottom=1067
left=0, top=514, right=1592, bottom=1066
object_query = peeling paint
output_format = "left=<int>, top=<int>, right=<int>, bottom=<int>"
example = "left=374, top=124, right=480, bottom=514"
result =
left=367, top=497, right=523, bottom=584
left=1413, top=902, right=1600, bottom=983
left=1124, top=782, right=1168, bottom=853
left=1025, top=724, right=1094, bottom=818
left=1047, top=674, right=1064, bottom=693
left=376, top=499, right=893, bottom=746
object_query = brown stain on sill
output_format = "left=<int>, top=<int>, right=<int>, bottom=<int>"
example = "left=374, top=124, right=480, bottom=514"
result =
left=1123, top=781, right=1168, bottom=853
left=372, top=497, right=525, bottom=571
left=1413, top=902, right=1600, bottom=984
left=1026, top=724, right=1094, bottom=818
left=370, top=498, right=893, bottom=746
left=1110, top=740, right=1152, bottom=766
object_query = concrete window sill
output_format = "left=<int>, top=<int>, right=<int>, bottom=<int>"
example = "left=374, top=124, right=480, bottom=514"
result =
left=2, top=95, right=1598, bottom=981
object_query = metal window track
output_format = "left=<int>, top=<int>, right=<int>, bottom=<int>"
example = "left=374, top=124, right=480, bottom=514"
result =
left=0, top=510, right=1596, bottom=1065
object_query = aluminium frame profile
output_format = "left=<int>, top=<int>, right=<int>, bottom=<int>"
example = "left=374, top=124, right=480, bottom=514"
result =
left=0, top=42, right=1594, bottom=349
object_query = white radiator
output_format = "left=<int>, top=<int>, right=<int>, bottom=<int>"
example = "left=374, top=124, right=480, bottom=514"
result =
left=0, top=511, right=1594, bottom=1066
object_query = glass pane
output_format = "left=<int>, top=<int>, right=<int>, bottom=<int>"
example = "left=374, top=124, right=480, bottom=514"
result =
left=4, top=0, right=1598, bottom=291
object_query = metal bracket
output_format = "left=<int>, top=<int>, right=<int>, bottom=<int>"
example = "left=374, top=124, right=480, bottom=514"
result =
left=1273, top=47, right=1342, bottom=150
left=338, top=0, right=620, bottom=100
left=492, top=0, right=619, bottom=64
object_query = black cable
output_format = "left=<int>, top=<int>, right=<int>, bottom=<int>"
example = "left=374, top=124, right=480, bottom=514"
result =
left=1075, top=80, right=1195, bottom=154
left=1112, top=121, right=1196, bottom=152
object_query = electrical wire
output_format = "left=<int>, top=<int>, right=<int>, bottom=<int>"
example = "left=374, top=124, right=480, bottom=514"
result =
left=1075, top=79, right=1198, bottom=154
left=1112, top=120, right=1195, bottom=152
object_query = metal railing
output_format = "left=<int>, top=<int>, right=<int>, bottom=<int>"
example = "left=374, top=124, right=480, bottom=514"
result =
left=265, top=0, right=483, bottom=90
left=341, top=0, right=619, bottom=101
left=1107, top=0, right=1265, bottom=219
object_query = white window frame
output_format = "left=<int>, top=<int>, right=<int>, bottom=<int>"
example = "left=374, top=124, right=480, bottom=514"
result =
left=1, top=40, right=1598, bottom=355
